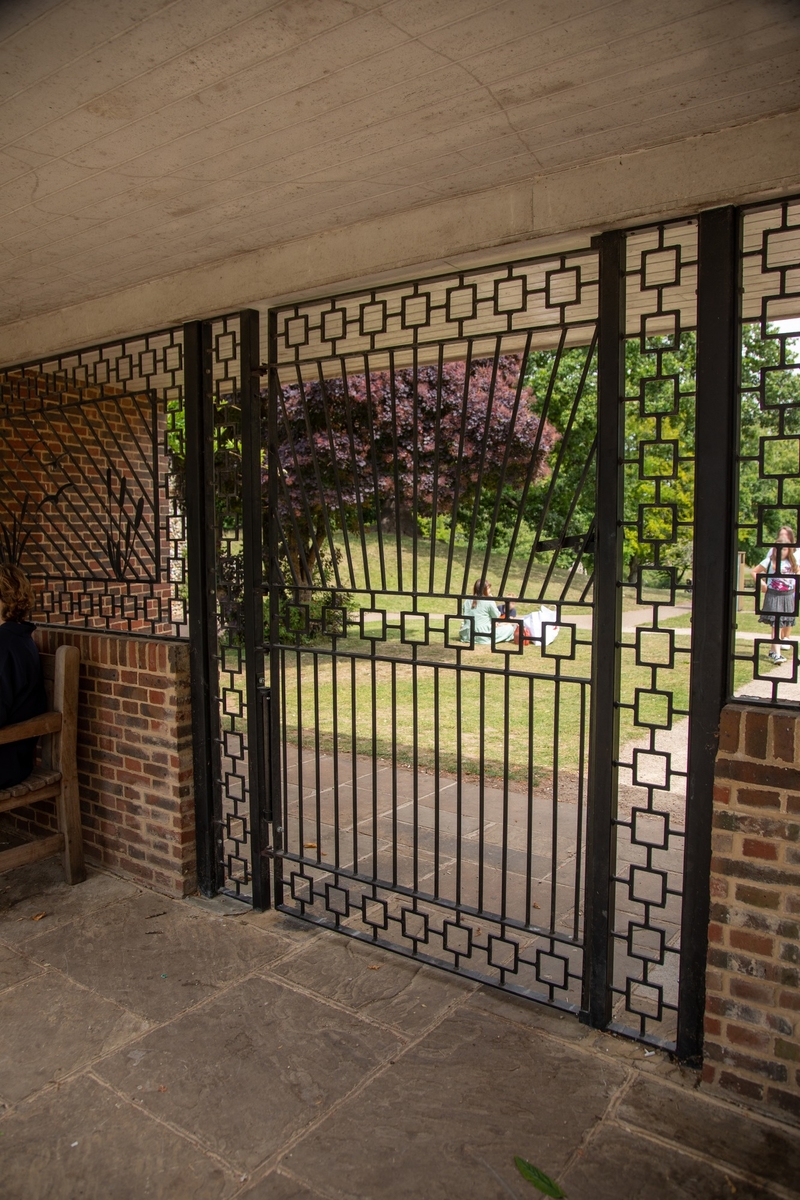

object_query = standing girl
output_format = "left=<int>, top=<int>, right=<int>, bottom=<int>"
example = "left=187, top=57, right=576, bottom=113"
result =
left=752, top=525, right=798, bottom=664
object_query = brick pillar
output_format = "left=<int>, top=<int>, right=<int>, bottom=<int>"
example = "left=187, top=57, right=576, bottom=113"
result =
left=705, top=704, right=800, bottom=1124
left=0, top=630, right=196, bottom=898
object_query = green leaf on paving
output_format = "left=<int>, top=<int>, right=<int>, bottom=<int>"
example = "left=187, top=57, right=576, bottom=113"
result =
left=514, top=1156, right=566, bottom=1198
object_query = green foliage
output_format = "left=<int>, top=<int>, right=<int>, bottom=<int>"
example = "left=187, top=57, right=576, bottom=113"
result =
left=514, top=1157, right=566, bottom=1198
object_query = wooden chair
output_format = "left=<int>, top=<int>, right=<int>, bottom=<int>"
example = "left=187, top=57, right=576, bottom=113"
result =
left=0, top=644, right=85, bottom=884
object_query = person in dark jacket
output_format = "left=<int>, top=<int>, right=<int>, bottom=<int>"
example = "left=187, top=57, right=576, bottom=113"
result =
left=0, top=565, right=47, bottom=789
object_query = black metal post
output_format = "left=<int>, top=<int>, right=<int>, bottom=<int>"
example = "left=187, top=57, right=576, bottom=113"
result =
left=266, top=309, right=284, bottom=909
left=184, top=320, right=223, bottom=896
left=581, top=230, right=626, bottom=1028
left=677, top=206, right=738, bottom=1063
left=240, top=308, right=270, bottom=910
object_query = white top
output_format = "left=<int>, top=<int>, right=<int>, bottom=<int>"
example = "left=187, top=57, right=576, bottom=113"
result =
left=759, top=551, right=797, bottom=593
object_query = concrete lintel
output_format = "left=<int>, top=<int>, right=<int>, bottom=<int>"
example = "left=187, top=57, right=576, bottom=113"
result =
left=1, top=111, right=799, bottom=366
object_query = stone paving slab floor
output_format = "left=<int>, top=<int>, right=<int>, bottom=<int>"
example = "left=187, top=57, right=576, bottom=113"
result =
left=1, top=859, right=799, bottom=1200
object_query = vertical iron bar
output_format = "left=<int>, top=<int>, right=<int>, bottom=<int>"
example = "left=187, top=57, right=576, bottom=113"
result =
left=581, top=230, right=625, bottom=1027
left=677, top=206, right=738, bottom=1063
left=240, top=308, right=268, bottom=910
left=266, top=310, right=284, bottom=908
left=184, top=320, right=223, bottom=896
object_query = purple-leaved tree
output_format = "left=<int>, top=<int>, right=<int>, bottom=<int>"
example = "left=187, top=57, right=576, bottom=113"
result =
left=273, top=355, right=557, bottom=586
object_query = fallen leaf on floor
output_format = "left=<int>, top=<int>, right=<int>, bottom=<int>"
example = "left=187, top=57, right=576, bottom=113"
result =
left=532, top=902, right=540, bottom=910
left=157, top=1086, right=168, bottom=1093
left=368, top=965, right=382, bottom=971
left=31, top=912, right=46, bottom=921
left=303, top=842, right=317, bottom=848
left=514, top=1156, right=566, bottom=1198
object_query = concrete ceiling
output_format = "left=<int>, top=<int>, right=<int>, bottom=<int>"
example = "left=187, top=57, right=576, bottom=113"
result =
left=1, top=0, right=799, bottom=332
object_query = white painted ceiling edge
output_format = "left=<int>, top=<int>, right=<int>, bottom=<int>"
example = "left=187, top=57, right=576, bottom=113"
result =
left=1, top=109, right=799, bottom=367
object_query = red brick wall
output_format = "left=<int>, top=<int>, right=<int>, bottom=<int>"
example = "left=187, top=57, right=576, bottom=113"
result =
left=0, top=629, right=195, bottom=898
left=705, top=704, right=800, bottom=1124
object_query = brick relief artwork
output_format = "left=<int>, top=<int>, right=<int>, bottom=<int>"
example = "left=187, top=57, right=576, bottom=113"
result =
left=0, top=336, right=187, bottom=637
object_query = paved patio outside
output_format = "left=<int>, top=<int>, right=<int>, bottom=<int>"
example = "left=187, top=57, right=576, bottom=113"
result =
left=1, top=858, right=798, bottom=1200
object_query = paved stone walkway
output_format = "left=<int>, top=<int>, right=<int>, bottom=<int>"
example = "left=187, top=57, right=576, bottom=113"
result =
left=1, top=859, right=798, bottom=1200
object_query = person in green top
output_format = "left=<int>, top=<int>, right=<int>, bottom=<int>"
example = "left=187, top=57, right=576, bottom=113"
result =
left=460, top=579, right=517, bottom=645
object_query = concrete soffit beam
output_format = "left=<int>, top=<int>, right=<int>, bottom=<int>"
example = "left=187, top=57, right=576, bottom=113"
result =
left=1, top=110, right=799, bottom=366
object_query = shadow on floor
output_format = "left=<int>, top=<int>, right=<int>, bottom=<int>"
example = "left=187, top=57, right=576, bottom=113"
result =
left=1, top=860, right=798, bottom=1200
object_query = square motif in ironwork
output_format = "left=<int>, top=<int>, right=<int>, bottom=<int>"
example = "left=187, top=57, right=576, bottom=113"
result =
left=632, top=749, right=670, bottom=790
left=284, top=315, right=309, bottom=349
left=631, top=808, right=670, bottom=850
left=759, top=435, right=800, bottom=478
left=542, top=621, right=576, bottom=660
left=290, top=872, right=313, bottom=904
left=225, top=811, right=247, bottom=842
left=637, top=567, right=676, bottom=606
left=283, top=603, right=310, bottom=634
left=641, top=311, right=679, bottom=352
left=629, top=866, right=668, bottom=908
left=638, top=439, right=678, bottom=480
left=446, top=612, right=472, bottom=649
left=494, top=276, right=525, bottom=315
left=325, top=883, right=349, bottom=917
left=401, top=908, right=429, bottom=944
left=359, top=301, right=387, bottom=336
left=443, top=920, right=472, bottom=958
left=637, top=503, right=677, bottom=545
left=754, top=638, right=799, bottom=682
left=362, top=896, right=388, bottom=930
left=214, top=331, right=237, bottom=362
left=757, top=506, right=800, bottom=557
left=764, top=226, right=800, bottom=272
left=446, top=284, right=477, bottom=323
left=642, top=246, right=680, bottom=290
left=400, top=611, right=429, bottom=645
left=490, top=618, right=524, bottom=655
left=625, top=977, right=664, bottom=1021
left=488, top=934, right=519, bottom=972
left=628, top=922, right=666, bottom=964
left=635, top=628, right=675, bottom=669
left=321, top=605, right=348, bottom=637
left=535, top=948, right=568, bottom=989
left=633, top=688, right=672, bottom=730
left=322, top=308, right=346, bottom=343
left=224, top=731, right=243, bottom=759
left=401, top=293, right=430, bottom=329
left=545, top=267, right=579, bottom=309
left=359, top=609, right=387, bottom=640
left=223, top=687, right=243, bottom=717
left=638, top=374, right=680, bottom=417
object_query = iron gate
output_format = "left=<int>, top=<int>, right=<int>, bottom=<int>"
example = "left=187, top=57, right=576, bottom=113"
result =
left=225, top=208, right=745, bottom=1060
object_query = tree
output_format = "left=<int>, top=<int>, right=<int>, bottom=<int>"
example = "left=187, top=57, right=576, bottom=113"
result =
left=273, top=356, right=557, bottom=587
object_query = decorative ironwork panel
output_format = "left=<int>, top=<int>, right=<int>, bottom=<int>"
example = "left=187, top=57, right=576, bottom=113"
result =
left=265, top=249, right=599, bottom=1009
left=208, top=315, right=253, bottom=897
left=734, top=199, right=800, bottom=705
left=610, top=221, right=698, bottom=1046
left=0, top=330, right=187, bottom=638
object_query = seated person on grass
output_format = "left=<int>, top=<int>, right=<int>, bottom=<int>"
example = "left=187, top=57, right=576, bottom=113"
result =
left=0, top=565, right=47, bottom=789
left=460, top=579, right=558, bottom=647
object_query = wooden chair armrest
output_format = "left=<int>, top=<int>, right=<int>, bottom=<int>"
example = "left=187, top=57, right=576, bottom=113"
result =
left=0, top=711, right=62, bottom=745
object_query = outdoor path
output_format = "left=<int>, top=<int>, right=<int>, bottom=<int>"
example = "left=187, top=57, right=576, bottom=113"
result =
left=1, top=857, right=798, bottom=1200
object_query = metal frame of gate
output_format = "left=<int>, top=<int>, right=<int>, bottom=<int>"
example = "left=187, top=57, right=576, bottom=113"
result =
left=179, top=199, right=799, bottom=1062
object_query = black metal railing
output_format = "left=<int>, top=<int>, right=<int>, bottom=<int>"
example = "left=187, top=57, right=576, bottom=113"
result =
left=733, top=198, right=800, bottom=705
